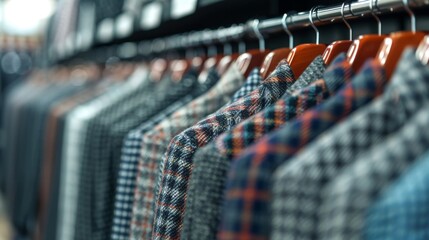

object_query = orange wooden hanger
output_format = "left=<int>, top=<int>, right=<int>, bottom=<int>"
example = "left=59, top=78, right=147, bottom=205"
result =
left=170, top=58, right=191, bottom=82
left=346, top=0, right=386, bottom=73
left=236, top=50, right=269, bottom=78
left=189, top=45, right=206, bottom=73
left=149, top=58, right=169, bottom=82
left=260, top=48, right=292, bottom=79
left=236, top=20, right=270, bottom=78
left=346, top=34, right=386, bottom=73
left=190, top=54, right=206, bottom=72
left=259, top=13, right=296, bottom=79
left=202, top=42, right=225, bottom=72
left=416, top=35, right=429, bottom=65
left=217, top=53, right=239, bottom=75
left=375, top=0, right=425, bottom=80
left=377, top=32, right=425, bottom=79
left=323, top=41, right=352, bottom=65
left=322, top=2, right=353, bottom=65
left=171, top=41, right=206, bottom=81
left=202, top=54, right=224, bottom=72
left=286, top=8, right=326, bottom=78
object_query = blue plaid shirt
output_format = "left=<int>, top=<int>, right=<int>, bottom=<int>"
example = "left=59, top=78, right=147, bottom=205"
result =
left=218, top=59, right=386, bottom=240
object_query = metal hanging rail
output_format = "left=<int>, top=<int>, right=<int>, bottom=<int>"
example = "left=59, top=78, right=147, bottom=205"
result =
left=141, top=0, right=429, bottom=55
left=257, top=0, right=428, bottom=35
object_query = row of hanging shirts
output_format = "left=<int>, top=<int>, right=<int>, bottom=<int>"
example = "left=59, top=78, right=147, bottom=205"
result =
left=2, top=0, right=429, bottom=239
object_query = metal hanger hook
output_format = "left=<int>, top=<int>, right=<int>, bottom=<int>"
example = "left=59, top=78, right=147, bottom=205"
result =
left=223, top=42, right=232, bottom=55
left=238, top=41, right=246, bottom=54
left=369, top=0, right=382, bottom=35
left=204, top=30, right=217, bottom=57
left=221, top=31, right=233, bottom=55
left=208, top=45, right=217, bottom=57
left=309, top=6, right=321, bottom=44
left=341, top=1, right=353, bottom=40
left=282, top=12, right=295, bottom=49
left=218, top=27, right=233, bottom=55
left=184, top=33, right=195, bottom=59
left=403, top=0, right=416, bottom=32
left=229, top=24, right=246, bottom=54
left=230, top=24, right=246, bottom=54
left=252, top=19, right=265, bottom=51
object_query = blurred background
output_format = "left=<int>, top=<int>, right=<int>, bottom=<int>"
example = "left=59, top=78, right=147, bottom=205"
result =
left=0, top=0, right=53, bottom=236
left=0, top=0, right=50, bottom=93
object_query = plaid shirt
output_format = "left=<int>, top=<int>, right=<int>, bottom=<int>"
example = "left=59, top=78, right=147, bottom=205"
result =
left=57, top=67, right=151, bottom=240
left=365, top=150, right=429, bottom=239
left=38, top=82, right=110, bottom=240
left=271, top=49, right=429, bottom=240
left=228, top=68, right=262, bottom=103
left=110, top=67, right=219, bottom=240
left=130, top=63, right=247, bottom=240
left=153, top=60, right=296, bottom=240
left=75, top=67, right=201, bottom=240
left=319, top=107, right=429, bottom=240
left=181, top=55, right=338, bottom=240
left=3, top=81, right=88, bottom=240
left=218, top=59, right=387, bottom=240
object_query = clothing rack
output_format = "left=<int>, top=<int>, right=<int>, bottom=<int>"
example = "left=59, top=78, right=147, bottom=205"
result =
left=56, top=0, right=429, bottom=63
left=146, top=0, right=429, bottom=53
